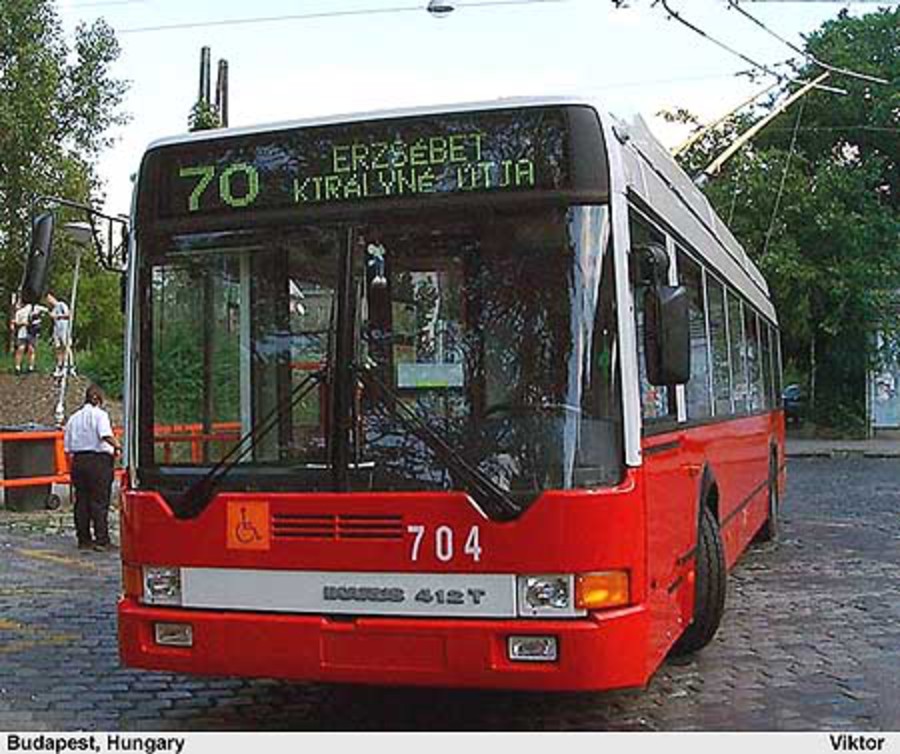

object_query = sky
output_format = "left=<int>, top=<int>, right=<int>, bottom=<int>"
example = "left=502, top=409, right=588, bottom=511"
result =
left=55, top=0, right=895, bottom=218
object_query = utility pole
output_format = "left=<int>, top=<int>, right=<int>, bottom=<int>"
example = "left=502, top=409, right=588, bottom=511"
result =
left=199, top=46, right=211, bottom=108
left=215, top=59, right=229, bottom=128
left=190, top=46, right=228, bottom=131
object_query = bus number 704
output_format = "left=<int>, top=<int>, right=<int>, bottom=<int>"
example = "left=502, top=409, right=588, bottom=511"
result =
left=407, top=524, right=482, bottom=563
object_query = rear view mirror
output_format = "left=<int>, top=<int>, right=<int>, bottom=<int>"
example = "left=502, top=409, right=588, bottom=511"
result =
left=21, top=212, right=55, bottom=304
left=645, top=284, right=691, bottom=386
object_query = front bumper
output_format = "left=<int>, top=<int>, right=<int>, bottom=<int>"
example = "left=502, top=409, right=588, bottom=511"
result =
left=118, top=599, right=650, bottom=691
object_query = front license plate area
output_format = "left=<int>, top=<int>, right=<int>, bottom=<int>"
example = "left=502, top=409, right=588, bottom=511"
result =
left=182, top=568, right=518, bottom=618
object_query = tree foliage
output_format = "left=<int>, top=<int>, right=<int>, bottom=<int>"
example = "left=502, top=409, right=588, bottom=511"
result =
left=0, top=0, right=128, bottom=362
left=677, top=8, right=900, bottom=431
left=188, top=99, right=221, bottom=131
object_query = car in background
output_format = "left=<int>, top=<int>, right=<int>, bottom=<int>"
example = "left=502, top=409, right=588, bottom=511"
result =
left=782, top=384, right=805, bottom=424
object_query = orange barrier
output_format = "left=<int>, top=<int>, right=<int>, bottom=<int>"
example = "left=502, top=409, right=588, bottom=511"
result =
left=0, top=422, right=244, bottom=491
left=0, top=428, right=127, bottom=497
left=147, top=363, right=325, bottom=463
left=1, top=418, right=298, bottom=498
left=0, top=429, right=70, bottom=491
left=153, top=421, right=242, bottom=464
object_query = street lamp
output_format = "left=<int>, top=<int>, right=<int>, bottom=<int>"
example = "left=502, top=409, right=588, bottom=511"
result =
left=62, top=221, right=93, bottom=247
left=53, top=222, right=92, bottom=426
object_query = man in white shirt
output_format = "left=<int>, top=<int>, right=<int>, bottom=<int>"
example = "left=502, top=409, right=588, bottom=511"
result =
left=64, top=385, right=122, bottom=552
left=46, top=293, right=72, bottom=378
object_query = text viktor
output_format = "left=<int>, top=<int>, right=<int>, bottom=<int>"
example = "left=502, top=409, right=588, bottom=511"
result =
left=830, top=735, right=886, bottom=752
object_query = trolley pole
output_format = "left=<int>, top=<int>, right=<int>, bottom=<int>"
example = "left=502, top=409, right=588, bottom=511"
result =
left=697, top=72, right=830, bottom=185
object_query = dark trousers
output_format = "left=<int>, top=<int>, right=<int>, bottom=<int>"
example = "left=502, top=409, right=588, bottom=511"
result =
left=71, top=452, right=114, bottom=546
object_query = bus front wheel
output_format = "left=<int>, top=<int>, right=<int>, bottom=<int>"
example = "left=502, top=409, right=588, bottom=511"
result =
left=672, top=504, right=726, bottom=655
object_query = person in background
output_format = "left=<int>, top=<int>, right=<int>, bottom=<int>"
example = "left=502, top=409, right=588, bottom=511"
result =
left=46, top=292, right=72, bottom=378
left=28, top=300, right=48, bottom=371
left=11, top=297, right=29, bottom=373
left=11, top=297, right=46, bottom=374
left=64, top=384, right=121, bottom=552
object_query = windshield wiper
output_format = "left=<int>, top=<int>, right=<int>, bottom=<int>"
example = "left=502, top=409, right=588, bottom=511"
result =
left=172, top=369, right=326, bottom=519
left=356, top=363, right=522, bottom=521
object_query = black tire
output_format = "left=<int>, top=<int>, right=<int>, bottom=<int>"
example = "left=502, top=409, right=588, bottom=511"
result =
left=672, top=504, right=726, bottom=655
left=45, top=493, right=62, bottom=511
left=757, top=455, right=779, bottom=543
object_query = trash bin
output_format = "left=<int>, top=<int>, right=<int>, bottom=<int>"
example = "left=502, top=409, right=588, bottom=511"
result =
left=1, top=423, right=58, bottom=512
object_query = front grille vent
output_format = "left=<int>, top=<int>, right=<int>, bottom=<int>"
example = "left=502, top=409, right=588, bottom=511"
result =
left=272, top=513, right=404, bottom=542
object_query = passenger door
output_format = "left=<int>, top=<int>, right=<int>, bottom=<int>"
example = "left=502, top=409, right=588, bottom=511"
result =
left=630, top=212, right=698, bottom=664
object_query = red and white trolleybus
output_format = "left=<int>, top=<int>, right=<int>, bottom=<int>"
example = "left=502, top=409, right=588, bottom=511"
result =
left=116, top=95, right=785, bottom=690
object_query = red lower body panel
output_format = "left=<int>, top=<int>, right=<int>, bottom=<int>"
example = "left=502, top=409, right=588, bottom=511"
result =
left=118, top=599, right=650, bottom=691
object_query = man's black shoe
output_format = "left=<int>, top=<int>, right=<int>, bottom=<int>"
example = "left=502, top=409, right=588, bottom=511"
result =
left=77, top=542, right=94, bottom=551
left=93, top=543, right=118, bottom=552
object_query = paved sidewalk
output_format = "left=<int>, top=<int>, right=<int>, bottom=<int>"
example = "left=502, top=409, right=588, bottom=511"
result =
left=786, top=437, right=900, bottom=458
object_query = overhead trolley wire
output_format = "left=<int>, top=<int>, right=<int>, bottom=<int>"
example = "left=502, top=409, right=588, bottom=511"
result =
left=656, top=0, right=791, bottom=81
left=725, top=0, right=889, bottom=86
left=654, top=0, right=847, bottom=95
left=120, top=5, right=421, bottom=33
left=67, top=0, right=147, bottom=6
left=118, top=0, right=567, bottom=34
left=762, top=98, right=806, bottom=258
left=749, top=125, right=900, bottom=135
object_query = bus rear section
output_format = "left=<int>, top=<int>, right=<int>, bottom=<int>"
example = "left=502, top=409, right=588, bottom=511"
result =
left=117, top=98, right=783, bottom=691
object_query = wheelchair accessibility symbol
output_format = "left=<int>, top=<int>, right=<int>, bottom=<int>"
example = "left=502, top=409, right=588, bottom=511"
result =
left=236, top=508, right=262, bottom=543
left=226, top=501, right=270, bottom=550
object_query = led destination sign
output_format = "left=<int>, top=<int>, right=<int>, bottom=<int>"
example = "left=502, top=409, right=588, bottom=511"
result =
left=155, top=107, right=572, bottom=218
left=293, top=131, right=536, bottom=203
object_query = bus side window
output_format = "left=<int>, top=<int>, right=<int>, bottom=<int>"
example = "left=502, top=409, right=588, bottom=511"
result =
left=745, top=306, right=763, bottom=412
left=761, top=320, right=775, bottom=410
left=727, top=290, right=749, bottom=414
left=676, top=249, right=712, bottom=420
left=706, top=274, right=733, bottom=416
left=628, top=211, right=676, bottom=425
left=773, top=327, right=784, bottom=405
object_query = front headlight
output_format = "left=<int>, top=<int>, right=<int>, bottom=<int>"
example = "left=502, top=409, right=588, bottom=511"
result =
left=516, top=575, right=583, bottom=617
left=142, top=566, right=182, bottom=605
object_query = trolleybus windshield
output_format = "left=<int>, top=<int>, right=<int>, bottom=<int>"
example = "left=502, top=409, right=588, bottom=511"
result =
left=140, top=205, right=623, bottom=511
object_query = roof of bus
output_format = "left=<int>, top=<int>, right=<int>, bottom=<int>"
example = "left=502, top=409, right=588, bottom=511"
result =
left=611, top=112, right=775, bottom=322
left=143, top=94, right=594, bottom=150
left=144, top=94, right=776, bottom=323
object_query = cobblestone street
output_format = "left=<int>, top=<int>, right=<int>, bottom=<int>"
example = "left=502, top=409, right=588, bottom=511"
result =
left=1, top=457, right=898, bottom=731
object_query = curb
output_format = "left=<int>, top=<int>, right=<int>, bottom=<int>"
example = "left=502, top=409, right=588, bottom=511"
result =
left=786, top=450, right=900, bottom=459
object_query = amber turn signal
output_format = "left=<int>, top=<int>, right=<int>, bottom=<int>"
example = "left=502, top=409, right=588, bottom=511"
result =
left=122, top=563, right=143, bottom=599
left=575, top=571, right=630, bottom=610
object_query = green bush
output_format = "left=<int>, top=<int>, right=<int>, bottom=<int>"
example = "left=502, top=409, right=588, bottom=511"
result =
left=78, top=339, right=124, bottom=399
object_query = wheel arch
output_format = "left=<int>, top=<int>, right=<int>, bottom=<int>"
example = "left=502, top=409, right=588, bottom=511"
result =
left=769, top=438, right=784, bottom=495
left=770, top=439, right=780, bottom=468
left=698, top=463, right=719, bottom=524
